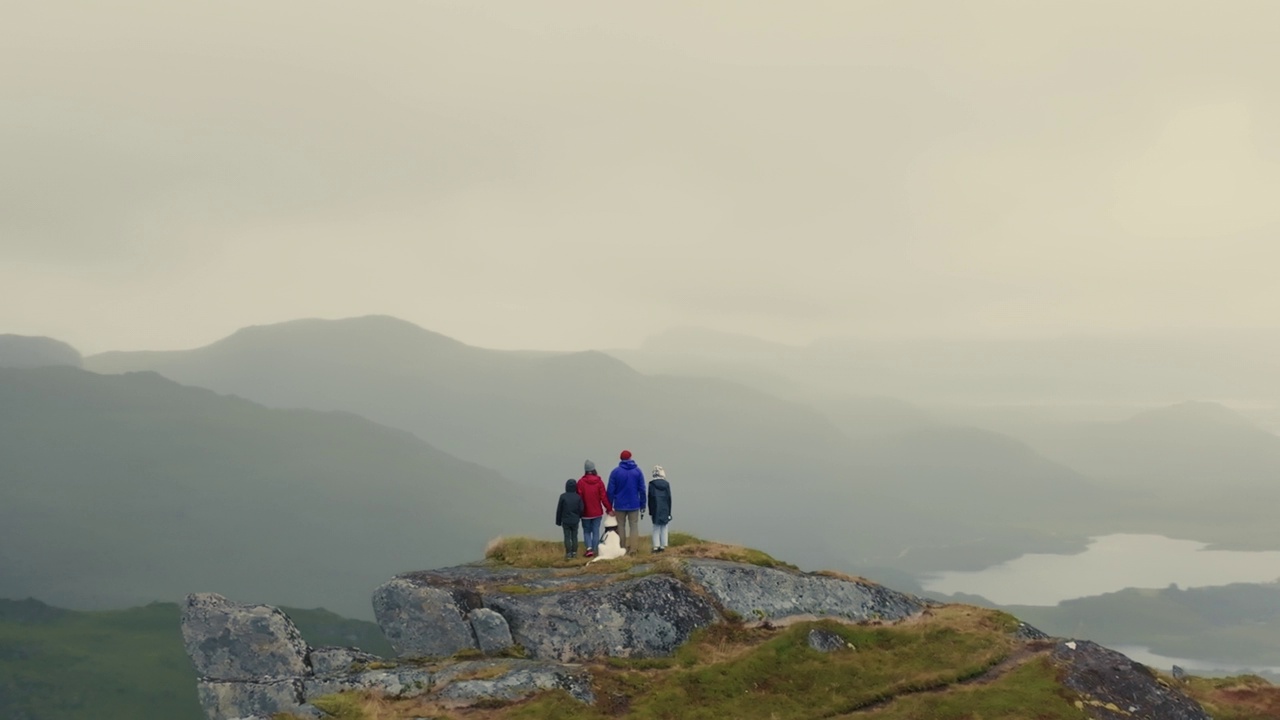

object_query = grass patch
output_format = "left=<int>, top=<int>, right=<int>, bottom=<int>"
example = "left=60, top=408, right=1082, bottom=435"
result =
left=1180, top=674, right=1280, bottom=720
left=856, top=656, right=1080, bottom=719
left=483, top=535, right=796, bottom=574
left=508, top=607, right=1015, bottom=720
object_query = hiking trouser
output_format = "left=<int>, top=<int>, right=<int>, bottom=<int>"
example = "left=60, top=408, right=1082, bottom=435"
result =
left=616, top=510, right=640, bottom=549
left=652, top=522, right=669, bottom=549
left=562, top=523, right=579, bottom=555
left=582, top=517, right=602, bottom=553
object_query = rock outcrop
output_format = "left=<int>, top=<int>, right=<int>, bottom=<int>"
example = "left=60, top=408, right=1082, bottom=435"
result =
left=181, top=551, right=1217, bottom=720
left=1051, top=640, right=1210, bottom=720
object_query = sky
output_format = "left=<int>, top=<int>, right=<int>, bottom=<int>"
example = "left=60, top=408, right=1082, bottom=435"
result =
left=3, top=1, right=1279, bottom=354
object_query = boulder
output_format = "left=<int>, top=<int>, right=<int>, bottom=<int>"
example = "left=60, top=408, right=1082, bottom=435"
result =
left=309, top=646, right=384, bottom=676
left=469, top=608, right=515, bottom=655
left=683, top=560, right=924, bottom=623
left=372, top=578, right=477, bottom=658
left=808, top=627, right=852, bottom=653
left=1050, top=640, right=1210, bottom=720
left=181, top=593, right=309, bottom=681
left=434, top=660, right=595, bottom=704
left=196, top=679, right=315, bottom=720
left=484, top=573, right=719, bottom=661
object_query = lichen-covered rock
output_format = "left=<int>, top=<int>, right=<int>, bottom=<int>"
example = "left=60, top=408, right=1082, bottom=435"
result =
left=434, top=660, right=595, bottom=704
left=372, top=578, right=477, bottom=657
left=308, top=646, right=384, bottom=676
left=196, top=678, right=315, bottom=720
left=683, top=560, right=924, bottom=623
left=469, top=608, right=515, bottom=655
left=302, top=667, right=433, bottom=701
left=807, top=627, right=852, bottom=653
left=484, top=574, right=718, bottom=661
left=1050, top=640, right=1211, bottom=720
left=1013, top=621, right=1050, bottom=640
left=181, top=593, right=309, bottom=681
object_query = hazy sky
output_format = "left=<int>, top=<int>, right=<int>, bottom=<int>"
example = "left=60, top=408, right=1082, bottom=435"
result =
left=3, top=1, right=1279, bottom=353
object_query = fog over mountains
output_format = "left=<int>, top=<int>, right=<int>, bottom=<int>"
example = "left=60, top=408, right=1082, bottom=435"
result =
left=83, top=316, right=1110, bottom=576
left=3, top=316, right=1279, bottom=620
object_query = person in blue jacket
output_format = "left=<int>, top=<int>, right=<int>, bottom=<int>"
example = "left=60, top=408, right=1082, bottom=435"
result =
left=607, top=450, right=646, bottom=552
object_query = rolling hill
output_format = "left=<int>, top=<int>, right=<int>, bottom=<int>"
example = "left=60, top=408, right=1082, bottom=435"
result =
left=0, top=366, right=539, bottom=618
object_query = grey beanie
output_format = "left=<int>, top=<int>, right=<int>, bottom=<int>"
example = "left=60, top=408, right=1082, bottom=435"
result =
left=584, top=460, right=596, bottom=474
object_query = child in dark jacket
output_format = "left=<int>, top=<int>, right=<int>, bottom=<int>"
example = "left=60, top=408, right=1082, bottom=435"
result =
left=647, top=465, right=672, bottom=552
left=555, top=478, right=585, bottom=559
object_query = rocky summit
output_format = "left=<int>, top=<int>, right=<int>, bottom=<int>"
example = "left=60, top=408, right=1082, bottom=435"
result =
left=180, top=537, right=1216, bottom=720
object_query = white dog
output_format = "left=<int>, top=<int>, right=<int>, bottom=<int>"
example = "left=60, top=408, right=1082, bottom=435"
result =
left=591, top=514, right=627, bottom=562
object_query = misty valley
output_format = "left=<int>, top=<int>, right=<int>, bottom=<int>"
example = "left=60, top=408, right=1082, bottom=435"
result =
left=5, top=316, right=1280, bottom=719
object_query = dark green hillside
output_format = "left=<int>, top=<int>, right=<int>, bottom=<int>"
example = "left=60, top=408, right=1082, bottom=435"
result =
left=0, top=367, right=538, bottom=618
left=85, top=316, right=1099, bottom=574
left=0, top=598, right=391, bottom=720
left=1003, top=582, right=1280, bottom=669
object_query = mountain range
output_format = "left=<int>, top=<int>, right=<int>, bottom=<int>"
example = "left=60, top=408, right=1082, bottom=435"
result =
left=84, top=316, right=1101, bottom=574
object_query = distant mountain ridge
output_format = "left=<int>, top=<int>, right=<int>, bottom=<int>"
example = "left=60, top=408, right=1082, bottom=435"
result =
left=85, top=315, right=1101, bottom=575
left=0, top=334, right=81, bottom=368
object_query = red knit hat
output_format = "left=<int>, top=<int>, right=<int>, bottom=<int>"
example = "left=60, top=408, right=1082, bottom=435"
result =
left=620, top=450, right=632, bottom=460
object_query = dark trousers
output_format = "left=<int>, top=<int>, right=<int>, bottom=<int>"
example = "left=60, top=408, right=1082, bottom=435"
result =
left=562, top=522, right=579, bottom=555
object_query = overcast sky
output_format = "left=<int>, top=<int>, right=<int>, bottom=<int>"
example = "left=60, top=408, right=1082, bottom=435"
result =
left=3, top=1, right=1279, bottom=353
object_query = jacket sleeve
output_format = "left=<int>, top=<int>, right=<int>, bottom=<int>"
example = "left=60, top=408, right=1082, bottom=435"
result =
left=638, top=472, right=647, bottom=511
left=647, top=483, right=656, bottom=516
left=605, top=469, right=617, bottom=504
left=602, top=487, right=613, bottom=514
left=555, top=496, right=564, bottom=526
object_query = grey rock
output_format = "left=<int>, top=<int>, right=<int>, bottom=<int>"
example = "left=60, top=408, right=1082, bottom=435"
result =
left=1172, top=664, right=1187, bottom=681
left=434, top=660, right=594, bottom=704
left=309, top=646, right=383, bottom=676
left=303, top=667, right=433, bottom=701
left=807, top=627, right=852, bottom=653
left=372, top=578, right=477, bottom=658
left=1013, top=621, right=1051, bottom=640
left=181, top=593, right=309, bottom=681
left=484, top=573, right=718, bottom=661
left=683, top=560, right=925, bottom=623
left=196, top=678, right=314, bottom=720
left=1050, top=640, right=1210, bottom=720
left=469, top=608, right=514, bottom=655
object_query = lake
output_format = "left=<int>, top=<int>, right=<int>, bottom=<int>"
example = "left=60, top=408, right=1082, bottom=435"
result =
left=923, top=533, right=1280, bottom=606
left=1113, top=645, right=1280, bottom=679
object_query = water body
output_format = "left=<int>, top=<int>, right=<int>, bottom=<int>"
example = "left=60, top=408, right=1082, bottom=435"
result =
left=1113, top=645, right=1280, bottom=680
left=924, top=534, right=1280, bottom=606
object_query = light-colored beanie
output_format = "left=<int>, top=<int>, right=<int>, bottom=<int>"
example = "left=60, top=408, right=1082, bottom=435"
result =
left=652, top=465, right=666, bottom=480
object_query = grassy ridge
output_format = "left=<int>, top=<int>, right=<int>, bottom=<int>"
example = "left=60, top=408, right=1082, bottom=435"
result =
left=0, top=598, right=391, bottom=720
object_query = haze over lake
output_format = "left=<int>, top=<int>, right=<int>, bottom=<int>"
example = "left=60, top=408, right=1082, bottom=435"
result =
left=924, top=534, right=1280, bottom=606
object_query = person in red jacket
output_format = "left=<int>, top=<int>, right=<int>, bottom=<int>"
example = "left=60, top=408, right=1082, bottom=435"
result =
left=576, top=460, right=613, bottom=558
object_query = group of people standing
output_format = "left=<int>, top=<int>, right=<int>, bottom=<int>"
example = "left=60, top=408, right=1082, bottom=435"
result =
left=554, top=450, right=673, bottom=559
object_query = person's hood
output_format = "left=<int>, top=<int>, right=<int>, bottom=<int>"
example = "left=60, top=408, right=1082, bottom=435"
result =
left=617, top=459, right=638, bottom=471
left=565, top=478, right=577, bottom=492
left=579, top=473, right=603, bottom=485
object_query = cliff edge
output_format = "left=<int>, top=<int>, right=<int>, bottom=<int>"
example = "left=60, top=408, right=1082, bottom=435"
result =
left=180, top=536, right=1213, bottom=720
